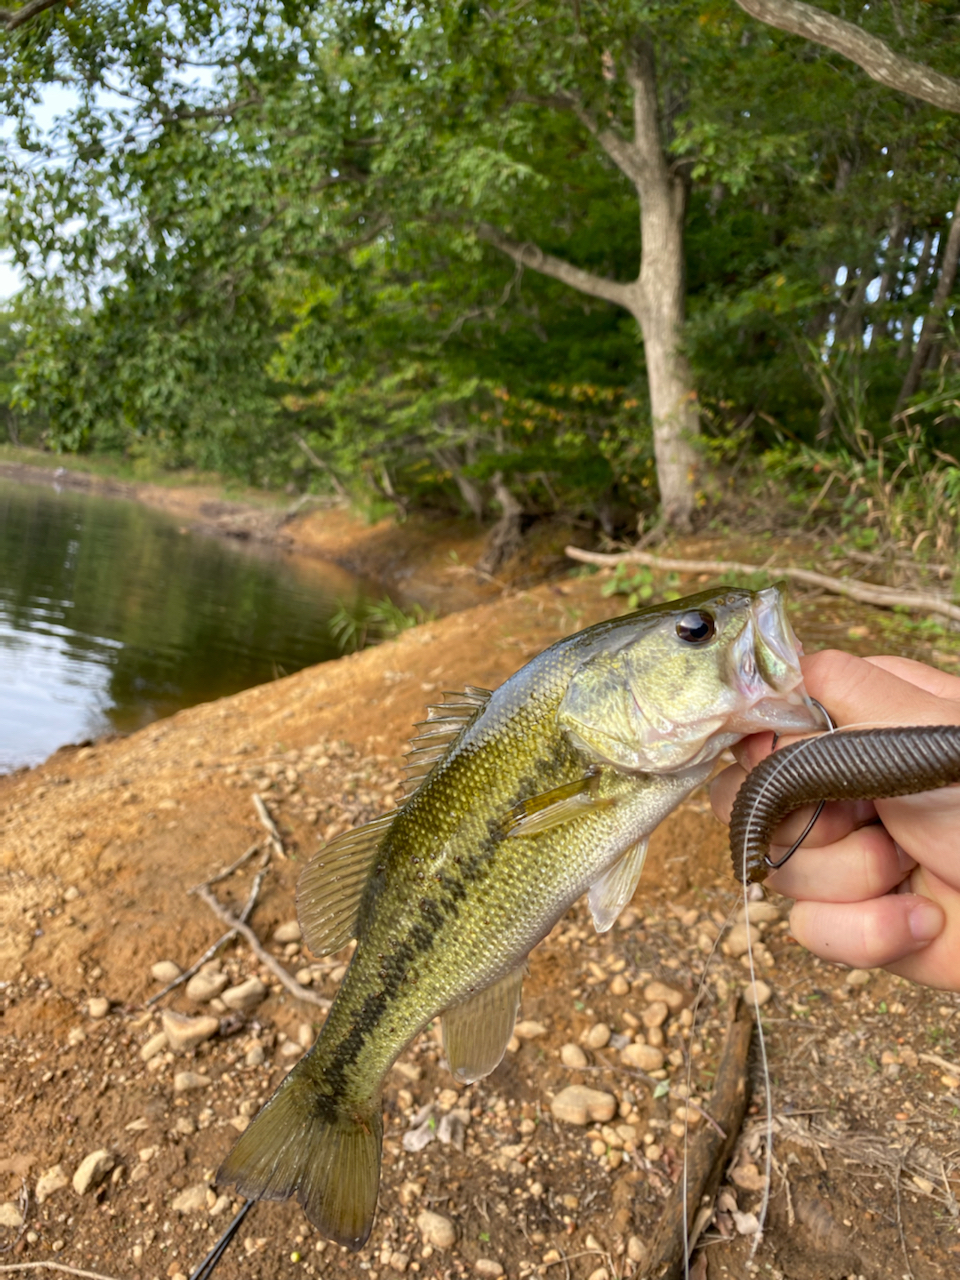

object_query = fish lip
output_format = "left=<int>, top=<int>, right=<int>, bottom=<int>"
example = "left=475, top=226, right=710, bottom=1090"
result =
left=729, top=587, right=823, bottom=734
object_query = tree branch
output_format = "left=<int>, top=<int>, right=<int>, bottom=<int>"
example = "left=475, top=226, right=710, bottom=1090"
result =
left=477, top=223, right=636, bottom=310
left=735, top=0, right=960, bottom=114
left=1, top=0, right=64, bottom=32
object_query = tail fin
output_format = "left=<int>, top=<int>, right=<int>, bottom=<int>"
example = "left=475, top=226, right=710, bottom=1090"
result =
left=217, top=1070, right=382, bottom=1250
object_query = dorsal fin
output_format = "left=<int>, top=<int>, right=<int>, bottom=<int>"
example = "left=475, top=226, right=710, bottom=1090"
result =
left=297, top=813, right=395, bottom=956
left=401, top=686, right=492, bottom=798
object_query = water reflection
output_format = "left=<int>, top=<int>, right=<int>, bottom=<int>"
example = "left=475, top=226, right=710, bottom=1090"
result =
left=0, top=478, right=376, bottom=771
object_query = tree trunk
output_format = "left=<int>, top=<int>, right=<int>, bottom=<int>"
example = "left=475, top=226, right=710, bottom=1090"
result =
left=896, top=192, right=960, bottom=411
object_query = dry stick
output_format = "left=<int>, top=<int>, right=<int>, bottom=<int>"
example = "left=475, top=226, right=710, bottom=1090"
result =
left=146, top=856, right=270, bottom=1007
left=193, top=883, right=331, bottom=1010
left=640, top=999, right=754, bottom=1280
left=201, top=841, right=262, bottom=888
left=565, top=545, right=960, bottom=624
left=0, top=1265, right=125, bottom=1280
left=252, top=792, right=286, bottom=859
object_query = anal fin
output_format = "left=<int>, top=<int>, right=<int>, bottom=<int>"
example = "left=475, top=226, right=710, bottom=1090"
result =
left=587, top=838, right=649, bottom=933
left=442, top=967, right=524, bottom=1085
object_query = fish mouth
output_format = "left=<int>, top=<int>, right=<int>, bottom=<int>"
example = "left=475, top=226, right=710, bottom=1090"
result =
left=728, top=586, right=825, bottom=735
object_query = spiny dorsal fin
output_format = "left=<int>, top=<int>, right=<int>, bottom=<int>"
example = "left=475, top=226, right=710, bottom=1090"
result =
left=587, top=838, right=649, bottom=933
left=441, top=966, right=524, bottom=1084
left=297, top=813, right=394, bottom=956
left=401, top=686, right=492, bottom=798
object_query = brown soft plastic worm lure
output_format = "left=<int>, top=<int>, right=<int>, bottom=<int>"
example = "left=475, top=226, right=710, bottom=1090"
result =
left=731, top=725, right=960, bottom=883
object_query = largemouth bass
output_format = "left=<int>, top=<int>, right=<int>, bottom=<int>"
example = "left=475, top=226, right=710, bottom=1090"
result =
left=218, top=586, right=821, bottom=1248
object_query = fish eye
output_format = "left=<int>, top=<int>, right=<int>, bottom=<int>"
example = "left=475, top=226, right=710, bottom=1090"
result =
left=676, top=610, right=716, bottom=644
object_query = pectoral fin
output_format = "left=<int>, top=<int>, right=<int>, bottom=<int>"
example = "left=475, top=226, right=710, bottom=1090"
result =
left=442, top=967, right=524, bottom=1084
left=588, top=838, right=649, bottom=933
left=503, top=773, right=614, bottom=839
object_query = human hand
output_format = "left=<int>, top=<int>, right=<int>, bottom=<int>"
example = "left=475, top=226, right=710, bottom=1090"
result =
left=711, top=649, right=960, bottom=990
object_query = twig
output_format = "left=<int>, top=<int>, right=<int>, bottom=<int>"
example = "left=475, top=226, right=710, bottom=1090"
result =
left=0, top=1265, right=125, bottom=1280
left=193, top=883, right=331, bottom=1010
left=147, top=856, right=270, bottom=1007
left=565, top=545, right=960, bottom=623
left=253, top=793, right=286, bottom=859
left=196, top=842, right=262, bottom=889
left=919, top=1051, right=960, bottom=1076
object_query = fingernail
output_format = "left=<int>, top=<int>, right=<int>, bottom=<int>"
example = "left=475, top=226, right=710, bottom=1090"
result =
left=907, top=900, right=943, bottom=944
left=894, top=841, right=917, bottom=874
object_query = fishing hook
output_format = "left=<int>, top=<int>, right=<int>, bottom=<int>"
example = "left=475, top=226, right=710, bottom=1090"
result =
left=764, top=697, right=836, bottom=871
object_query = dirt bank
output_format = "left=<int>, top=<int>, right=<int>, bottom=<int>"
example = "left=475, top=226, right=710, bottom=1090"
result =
left=3, top=511, right=960, bottom=1280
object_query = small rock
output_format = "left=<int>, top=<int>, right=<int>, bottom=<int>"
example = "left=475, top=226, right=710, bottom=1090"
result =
left=731, top=1162, right=767, bottom=1192
left=35, top=1164, right=69, bottom=1204
left=550, top=1085, right=617, bottom=1126
left=273, top=920, right=302, bottom=943
left=392, top=1061, right=422, bottom=1083
left=641, top=1001, right=669, bottom=1029
left=620, top=1042, right=664, bottom=1071
left=140, top=1031, right=168, bottom=1063
left=389, top=1251, right=410, bottom=1273
left=171, top=1183, right=212, bottom=1213
left=185, top=971, right=229, bottom=1003
left=735, top=900, right=780, bottom=924
left=846, top=968, right=872, bottom=987
left=87, top=996, right=110, bottom=1019
left=397, top=1181, right=424, bottom=1208
left=173, top=1117, right=196, bottom=1136
left=731, top=1209, right=760, bottom=1236
left=644, top=981, right=684, bottom=1011
left=222, top=977, right=267, bottom=1011
left=587, top=1269, right=609, bottom=1280
left=67, top=1026, right=86, bottom=1047
left=151, top=960, right=182, bottom=983
left=627, top=1236, right=645, bottom=1264
left=244, top=1042, right=265, bottom=1068
left=475, top=1260, right=504, bottom=1278
left=416, top=1210, right=456, bottom=1249
left=743, top=979, right=772, bottom=1008
left=514, top=1020, right=547, bottom=1039
left=161, top=1010, right=219, bottom=1053
left=722, top=922, right=759, bottom=958
left=173, top=1071, right=211, bottom=1093
left=560, top=1043, right=588, bottom=1069
left=63, top=885, right=80, bottom=902
left=679, top=907, right=699, bottom=927
left=583, top=1022, right=611, bottom=1049
left=0, top=1203, right=24, bottom=1228
left=609, top=974, right=629, bottom=995
left=73, top=1150, right=115, bottom=1195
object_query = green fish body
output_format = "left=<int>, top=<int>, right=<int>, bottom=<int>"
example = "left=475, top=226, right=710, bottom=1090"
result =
left=219, top=586, right=820, bottom=1247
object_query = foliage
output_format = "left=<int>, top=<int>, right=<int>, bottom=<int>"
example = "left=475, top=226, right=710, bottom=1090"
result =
left=329, top=595, right=435, bottom=653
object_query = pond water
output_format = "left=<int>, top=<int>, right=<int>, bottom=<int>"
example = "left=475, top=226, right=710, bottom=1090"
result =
left=0, top=477, right=379, bottom=773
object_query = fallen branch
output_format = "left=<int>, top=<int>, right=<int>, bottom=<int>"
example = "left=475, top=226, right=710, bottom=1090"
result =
left=0, top=1265, right=125, bottom=1280
left=640, top=999, right=753, bottom=1280
left=147, top=855, right=270, bottom=1007
left=565, top=546, right=960, bottom=623
left=253, top=793, right=286, bottom=859
left=199, top=842, right=262, bottom=888
left=919, top=1051, right=960, bottom=1077
left=193, top=883, right=331, bottom=1010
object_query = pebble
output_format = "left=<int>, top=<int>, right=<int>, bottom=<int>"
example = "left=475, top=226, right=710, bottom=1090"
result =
left=417, top=1210, right=456, bottom=1249
left=35, top=1164, right=69, bottom=1204
left=273, top=920, right=302, bottom=943
left=151, top=960, right=182, bottom=983
left=140, top=1031, right=169, bottom=1063
left=560, top=1043, right=588, bottom=1068
left=722, top=922, right=759, bottom=958
left=846, top=968, right=872, bottom=987
left=583, top=1022, right=611, bottom=1049
left=587, top=1269, right=609, bottom=1280
left=389, top=1252, right=410, bottom=1273
left=73, top=1150, right=115, bottom=1195
left=0, top=1203, right=24, bottom=1228
left=162, top=1010, right=220, bottom=1053
left=609, top=975, right=629, bottom=995
left=87, top=996, right=110, bottom=1019
left=185, top=971, right=229, bottom=1003
left=743, top=979, right=772, bottom=1008
left=222, top=976, right=267, bottom=1011
left=244, top=1042, right=265, bottom=1067
left=173, top=1071, right=212, bottom=1093
left=735, top=901, right=780, bottom=924
left=641, top=1001, right=668, bottom=1029
left=514, top=1020, right=547, bottom=1039
left=171, top=1183, right=213, bottom=1213
left=620, top=1042, right=664, bottom=1071
left=63, top=885, right=80, bottom=902
left=475, top=1260, right=504, bottom=1278
left=550, top=1085, right=617, bottom=1126
left=627, top=1236, right=645, bottom=1264
left=644, top=981, right=684, bottom=1011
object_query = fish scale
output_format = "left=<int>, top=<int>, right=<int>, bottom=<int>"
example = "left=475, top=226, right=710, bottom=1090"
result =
left=218, top=585, right=823, bottom=1249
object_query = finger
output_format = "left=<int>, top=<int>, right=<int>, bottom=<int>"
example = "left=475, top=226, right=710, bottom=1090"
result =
left=710, top=763, right=878, bottom=847
left=801, top=649, right=960, bottom=729
left=765, top=822, right=915, bottom=901
left=788, top=892, right=945, bottom=971
left=864, top=655, right=960, bottom=702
